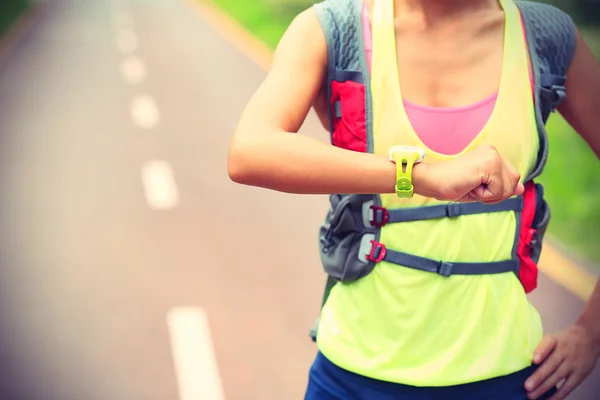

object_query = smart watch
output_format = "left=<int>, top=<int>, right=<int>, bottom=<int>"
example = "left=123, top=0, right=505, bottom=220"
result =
left=387, top=146, right=426, bottom=198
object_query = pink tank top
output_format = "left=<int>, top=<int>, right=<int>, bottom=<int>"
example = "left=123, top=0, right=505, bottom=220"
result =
left=362, top=2, right=498, bottom=156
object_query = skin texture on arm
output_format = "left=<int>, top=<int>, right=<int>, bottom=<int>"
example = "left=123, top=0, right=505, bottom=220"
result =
left=526, top=28, right=600, bottom=400
left=227, top=8, right=401, bottom=195
left=557, top=29, right=600, bottom=158
left=312, top=85, right=331, bottom=131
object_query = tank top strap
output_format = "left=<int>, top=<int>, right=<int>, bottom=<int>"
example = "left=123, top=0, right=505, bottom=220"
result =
left=371, top=0, right=399, bottom=106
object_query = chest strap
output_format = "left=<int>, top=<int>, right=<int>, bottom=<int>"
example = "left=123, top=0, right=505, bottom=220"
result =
left=358, top=197, right=524, bottom=277
left=365, top=239, right=519, bottom=277
left=367, top=197, right=524, bottom=226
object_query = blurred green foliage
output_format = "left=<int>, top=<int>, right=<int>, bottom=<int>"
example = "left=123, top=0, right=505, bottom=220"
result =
left=210, top=0, right=600, bottom=265
left=539, top=0, right=600, bottom=25
left=0, top=0, right=29, bottom=38
left=209, top=1, right=301, bottom=49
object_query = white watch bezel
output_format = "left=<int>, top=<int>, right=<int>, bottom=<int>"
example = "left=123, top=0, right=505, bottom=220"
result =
left=388, top=146, right=426, bottom=163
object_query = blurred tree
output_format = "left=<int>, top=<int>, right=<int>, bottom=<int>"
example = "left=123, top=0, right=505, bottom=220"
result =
left=0, top=0, right=29, bottom=37
left=268, top=0, right=600, bottom=25
left=577, top=0, right=600, bottom=24
left=265, top=0, right=316, bottom=17
left=535, top=0, right=599, bottom=25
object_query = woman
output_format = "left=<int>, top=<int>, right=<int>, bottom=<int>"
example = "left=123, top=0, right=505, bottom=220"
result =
left=227, top=0, right=600, bottom=399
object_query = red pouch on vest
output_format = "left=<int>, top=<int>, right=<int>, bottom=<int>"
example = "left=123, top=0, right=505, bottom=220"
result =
left=517, top=181, right=549, bottom=293
left=330, top=79, right=367, bottom=153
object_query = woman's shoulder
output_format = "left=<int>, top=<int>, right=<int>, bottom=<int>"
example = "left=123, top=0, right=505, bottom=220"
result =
left=270, top=7, right=328, bottom=79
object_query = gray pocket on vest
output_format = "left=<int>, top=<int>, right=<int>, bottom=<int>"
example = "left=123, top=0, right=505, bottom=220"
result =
left=318, top=194, right=378, bottom=282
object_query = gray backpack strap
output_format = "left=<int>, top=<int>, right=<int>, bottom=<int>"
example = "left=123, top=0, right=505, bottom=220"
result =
left=313, top=0, right=373, bottom=151
left=311, top=0, right=377, bottom=342
left=516, top=1, right=577, bottom=181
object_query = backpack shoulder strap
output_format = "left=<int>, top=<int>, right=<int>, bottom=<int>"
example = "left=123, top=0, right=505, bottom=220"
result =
left=310, top=0, right=372, bottom=342
left=515, top=1, right=578, bottom=180
left=313, top=0, right=369, bottom=136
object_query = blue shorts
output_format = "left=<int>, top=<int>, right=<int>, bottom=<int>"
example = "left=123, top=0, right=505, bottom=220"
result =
left=305, top=351, right=558, bottom=400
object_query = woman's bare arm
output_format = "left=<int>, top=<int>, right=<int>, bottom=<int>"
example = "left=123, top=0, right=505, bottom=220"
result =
left=557, top=29, right=600, bottom=158
left=526, top=28, right=600, bottom=400
left=227, top=8, right=402, bottom=195
left=227, top=8, right=522, bottom=203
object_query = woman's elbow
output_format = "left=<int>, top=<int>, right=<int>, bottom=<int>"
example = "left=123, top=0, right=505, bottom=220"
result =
left=227, top=134, right=261, bottom=185
left=227, top=143, right=249, bottom=184
left=227, top=124, right=282, bottom=187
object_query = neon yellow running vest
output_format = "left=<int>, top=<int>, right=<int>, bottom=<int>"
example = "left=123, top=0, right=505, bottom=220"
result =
left=316, top=0, right=543, bottom=386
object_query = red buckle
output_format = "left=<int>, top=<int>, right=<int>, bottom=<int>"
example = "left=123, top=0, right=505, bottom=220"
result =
left=369, top=205, right=389, bottom=227
left=366, top=240, right=387, bottom=263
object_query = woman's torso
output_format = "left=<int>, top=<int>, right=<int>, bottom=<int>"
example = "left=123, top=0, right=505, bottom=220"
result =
left=316, top=0, right=543, bottom=387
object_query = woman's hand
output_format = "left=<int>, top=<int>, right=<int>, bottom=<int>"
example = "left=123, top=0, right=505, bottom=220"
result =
left=418, top=145, right=524, bottom=203
left=525, top=324, right=599, bottom=400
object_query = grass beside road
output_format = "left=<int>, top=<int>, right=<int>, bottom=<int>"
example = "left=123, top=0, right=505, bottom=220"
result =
left=539, top=114, right=600, bottom=265
left=0, top=0, right=29, bottom=38
left=207, top=0, right=299, bottom=49
left=206, top=0, right=600, bottom=267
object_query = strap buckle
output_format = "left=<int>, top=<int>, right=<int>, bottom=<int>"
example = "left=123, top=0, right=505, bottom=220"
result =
left=541, top=83, right=567, bottom=113
left=526, top=228, right=538, bottom=248
left=369, top=205, right=389, bottom=227
left=550, top=84, right=567, bottom=110
left=445, top=203, right=462, bottom=218
left=438, top=262, right=455, bottom=277
left=366, top=240, right=387, bottom=263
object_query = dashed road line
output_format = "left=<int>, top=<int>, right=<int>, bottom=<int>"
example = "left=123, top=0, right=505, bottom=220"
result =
left=120, top=55, right=146, bottom=85
left=167, top=307, right=225, bottom=400
left=141, top=160, right=179, bottom=210
left=130, top=94, right=160, bottom=129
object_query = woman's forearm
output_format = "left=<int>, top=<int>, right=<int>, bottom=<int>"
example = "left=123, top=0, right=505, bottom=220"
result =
left=576, top=278, right=600, bottom=358
left=227, top=129, right=432, bottom=196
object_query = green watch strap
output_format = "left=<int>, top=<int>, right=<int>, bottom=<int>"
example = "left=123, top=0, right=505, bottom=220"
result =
left=391, top=152, right=421, bottom=198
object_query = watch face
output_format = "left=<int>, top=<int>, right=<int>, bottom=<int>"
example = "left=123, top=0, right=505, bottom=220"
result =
left=388, top=146, right=426, bottom=163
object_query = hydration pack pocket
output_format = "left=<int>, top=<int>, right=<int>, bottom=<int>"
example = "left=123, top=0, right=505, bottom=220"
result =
left=330, top=68, right=367, bottom=153
left=518, top=181, right=550, bottom=293
left=318, top=194, right=378, bottom=282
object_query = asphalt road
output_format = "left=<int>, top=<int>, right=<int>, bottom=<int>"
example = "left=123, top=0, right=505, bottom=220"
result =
left=0, top=0, right=598, bottom=399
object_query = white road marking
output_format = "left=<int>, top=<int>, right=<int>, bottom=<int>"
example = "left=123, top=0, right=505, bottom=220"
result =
left=167, top=307, right=225, bottom=400
left=120, top=55, right=146, bottom=85
left=116, top=29, right=138, bottom=53
left=130, top=94, right=160, bottom=129
left=141, top=160, right=179, bottom=210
